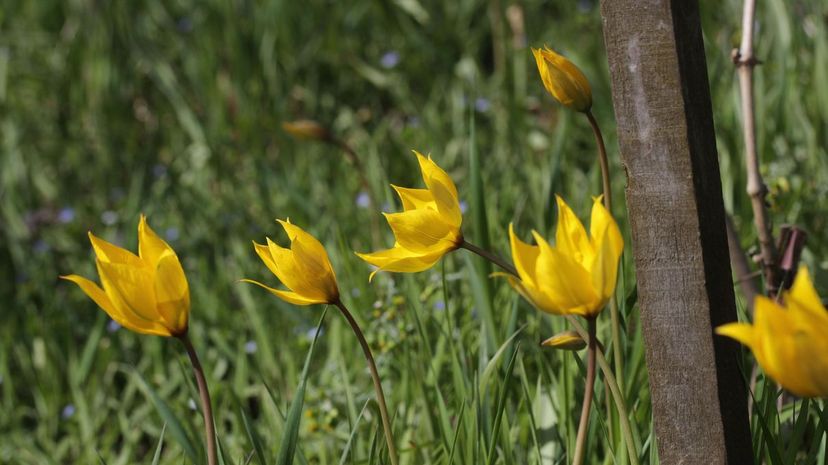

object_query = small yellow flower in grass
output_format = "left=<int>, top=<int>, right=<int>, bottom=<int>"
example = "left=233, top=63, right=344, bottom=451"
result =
left=61, top=215, right=190, bottom=337
left=532, top=46, right=592, bottom=112
left=242, top=219, right=340, bottom=305
left=716, top=267, right=828, bottom=398
left=508, top=195, right=623, bottom=318
left=356, top=151, right=463, bottom=280
left=541, top=330, right=586, bottom=351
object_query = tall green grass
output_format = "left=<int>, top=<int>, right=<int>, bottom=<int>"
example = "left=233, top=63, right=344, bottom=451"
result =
left=1, top=0, right=826, bottom=463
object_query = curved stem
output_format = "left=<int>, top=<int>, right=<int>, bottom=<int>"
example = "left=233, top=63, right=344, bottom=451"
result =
left=179, top=334, right=218, bottom=465
left=334, top=300, right=399, bottom=465
left=460, top=240, right=518, bottom=276
left=572, top=318, right=597, bottom=465
left=467, top=245, right=640, bottom=465
left=585, top=111, right=612, bottom=212
left=585, top=111, right=626, bottom=397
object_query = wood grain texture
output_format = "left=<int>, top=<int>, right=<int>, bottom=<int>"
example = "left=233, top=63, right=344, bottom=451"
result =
left=598, top=1, right=752, bottom=463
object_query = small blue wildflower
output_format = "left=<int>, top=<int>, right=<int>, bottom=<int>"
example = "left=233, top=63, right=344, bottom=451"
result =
left=107, top=320, right=121, bottom=333
left=57, top=208, right=75, bottom=224
left=474, top=98, right=491, bottom=113
left=356, top=192, right=371, bottom=209
left=244, top=340, right=258, bottom=354
left=459, top=201, right=469, bottom=214
left=165, top=227, right=180, bottom=242
left=380, top=51, right=400, bottom=69
left=61, top=404, right=76, bottom=419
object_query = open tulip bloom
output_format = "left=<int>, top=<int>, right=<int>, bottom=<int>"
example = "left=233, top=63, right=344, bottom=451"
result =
left=242, top=219, right=340, bottom=305
left=508, top=195, right=623, bottom=319
left=61, top=215, right=218, bottom=465
left=717, top=267, right=828, bottom=398
left=244, top=220, right=399, bottom=464
left=61, top=215, right=190, bottom=336
left=356, top=151, right=463, bottom=280
left=532, top=46, right=593, bottom=113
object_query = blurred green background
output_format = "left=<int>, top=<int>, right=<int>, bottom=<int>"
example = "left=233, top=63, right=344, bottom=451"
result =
left=1, top=0, right=827, bottom=463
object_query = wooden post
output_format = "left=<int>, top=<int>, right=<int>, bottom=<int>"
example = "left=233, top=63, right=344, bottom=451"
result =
left=599, top=1, right=752, bottom=463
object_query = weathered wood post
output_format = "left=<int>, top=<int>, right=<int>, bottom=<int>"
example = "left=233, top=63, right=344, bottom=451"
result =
left=599, top=1, right=753, bottom=463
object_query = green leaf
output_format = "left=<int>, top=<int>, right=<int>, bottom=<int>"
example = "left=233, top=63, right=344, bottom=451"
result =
left=275, top=307, right=328, bottom=465
left=133, top=371, right=199, bottom=463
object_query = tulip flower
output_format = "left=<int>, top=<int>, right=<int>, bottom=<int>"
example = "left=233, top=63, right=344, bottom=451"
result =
left=243, top=219, right=399, bottom=465
left=62, top=215, right=217, bottom=465
left=717, top=267, right=828, bottom=398
left=508, top=195, right=623, bottom=319
left=541, top=330, right=587, bottom=351
left=532, top=46, right=592, bottom=113
left=356, top=151, right=463, bottom=280
left=243, top=219, right=340, bottom=305
left=60, top=215, right=190, bottom=337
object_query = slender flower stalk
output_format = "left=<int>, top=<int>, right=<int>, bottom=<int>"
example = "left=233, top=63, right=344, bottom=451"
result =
left=584, top=110, right=626, bottom=397
left=466, top=238, right=639, bottom=465
left=243, top=220, right=398, bottom=465
left=572, top=318, right=597, bottom=465
left=334, top=300, right=399, bottom=465
left=180, top=334, right=218, bottom=465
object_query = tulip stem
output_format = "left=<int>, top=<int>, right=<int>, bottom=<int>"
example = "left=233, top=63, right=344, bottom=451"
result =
left=333, top=300, right=399, bottom=465
left=179, top=334, right=218, bottom=465
left=465, top=244, right=640, bottom=465
left=460, top=240, right=518, bottom=276
left=572, top=318, right=597, bottom=465
left=585, top=111, right=626, bottom=397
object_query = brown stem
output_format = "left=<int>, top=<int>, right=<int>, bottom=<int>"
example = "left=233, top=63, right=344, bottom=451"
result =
left=734, top=0, right=778, bottom=295
left=333, top=300, right=399, bottom=465
left=179, top=334, right=218, bottom=465
left=572, top=318, right=598, bottom=465
left=585, top=111, right=612, bottom=212
left=585, top=111, right=626, bottom=395
left=460, top=240, right=518, bottom=276
left=725, top=213, right=760, bottom=314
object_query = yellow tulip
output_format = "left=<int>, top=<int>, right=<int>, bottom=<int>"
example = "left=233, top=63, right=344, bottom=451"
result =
left=243, top=219, right=340, bottom=305
left=541, top=330, right=587, bottom=351
left=61, top=215, right=190, bottom=337
left=356, top=151, right=463, bottom=280
left=532, top=46, right=592, bottom=112
left=508, top=195, right=623, bottom=318
left=717, top=267, right=828, bottom=398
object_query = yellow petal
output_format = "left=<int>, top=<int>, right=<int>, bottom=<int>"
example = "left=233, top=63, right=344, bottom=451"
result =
left=291, top=237, right=339, bottom=302
left=715, top=322, right=755, bottom=348
left=414, top=151, right=462, bottom=228
left=383, top=209, right=458, bottom=253
left=589, top=197, right=623, bottom=258
left=138, top=215, right=174, bottom=266
left=786, top=267, right=827, bottom=318
left=61, top=274, right=171, bottom=336
left=588, top=226, right=622, bottom=305
left=392, top=185, right=436, bottom=211
left=554, top=196, right=593, bottom=267
left=277, top=219, right=332, bottom=274
left=240, top=279, right=328, bottom=306
left=88, top=231, right=142, bottom=266
left=541, top=330, right=587, bottom=351
left=264, top=237, right=329, bottom=301
left=508, top=223, right=540, bottom=287
left=253, top=240, right=281, bottom=277
left=356, top=246, right=447, bottom=281
left=153, top=250, right=190, bottom=334
left=533, top=230, right=600, bottom=316
left=532, top=46, right=592, bottom=112
left=97, top=259, right=162, bottom=324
